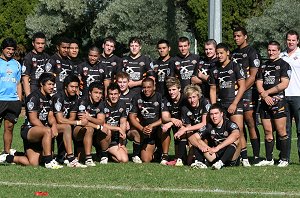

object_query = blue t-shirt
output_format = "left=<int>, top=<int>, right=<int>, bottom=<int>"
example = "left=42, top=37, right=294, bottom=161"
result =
left=0, top=58, right=21, bottom=101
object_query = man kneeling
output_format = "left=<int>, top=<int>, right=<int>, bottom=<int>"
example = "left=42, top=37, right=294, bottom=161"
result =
left=188, top=104, right=240, bottom=169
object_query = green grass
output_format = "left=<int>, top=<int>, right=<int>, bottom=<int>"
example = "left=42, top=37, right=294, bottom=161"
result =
left=0, top=117, right=299, bottom=197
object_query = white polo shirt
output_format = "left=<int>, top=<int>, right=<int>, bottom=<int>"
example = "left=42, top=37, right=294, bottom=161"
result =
left=281, top=47, right=300, bottom=96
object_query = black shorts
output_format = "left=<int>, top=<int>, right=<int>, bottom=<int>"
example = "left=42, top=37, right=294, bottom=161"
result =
left=109, top=131, right=120, bottom=147
left=260, top=97, right=286, bottom=119
left=0, top=101, right=22, bottom=124
left=218, top=101, right=243, bottom=116
left=21, top=125, right=42, bottom=152
left=215, top=146, right=240, bottom=166
left=141, top=127, right=160, bottom=145
left=243, top=89, right=259, bottom=112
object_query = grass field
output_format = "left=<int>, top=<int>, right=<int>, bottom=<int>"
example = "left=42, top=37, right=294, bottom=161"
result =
left=0, top=117, right=300, bottom=197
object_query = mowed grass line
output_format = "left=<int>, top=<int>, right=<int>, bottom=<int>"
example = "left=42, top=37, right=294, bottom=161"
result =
left=0, top=117, right=299, bottom=197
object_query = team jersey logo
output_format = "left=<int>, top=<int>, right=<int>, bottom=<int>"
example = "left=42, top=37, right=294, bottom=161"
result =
left=230, top=123, right=238, bottom=130
left=27, top=100, right=34, bottom=111
left=154, top=102, right=159, bottom=107
left=104, top=108, right=109, bottom=113
left=45, top=63, right=52, bottom=72
left=119, top=108, right=124, bottom=113
left=55, top=100, right=62, bottom=111
left=254, top=59, right=260, bottom=67
left=79, top=104, right=86, bottom=112
left=22, top=65, right=26, bottom=74
left=139, top=62, right=145, bottom=66
left=111, top=62, right=117, bottom=66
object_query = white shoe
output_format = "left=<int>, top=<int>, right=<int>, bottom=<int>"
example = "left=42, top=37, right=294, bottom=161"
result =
left=64, top=159, right=69, bottom=165
left=132, top=156, right=142, bottom=163
left=254, top=159, right=274, bottom=167
left=175, top=158, right=184, bottom=166
left=45, top=159, right=63, bottom=169
left=100, top=157, right=108, bottom=164
left=0, top=153, right=8, bottom=163
left=241, top=159, right=251, bottom=167
left=212, top=160, right=224, bottom=170
left=160, top=159, right=168, bottom=165
left=278, top=160, right=288, bottom=167
left=191, top=160, right=207, bottom=169
left=67, top=159, right=87, bottom=168
left=85, top=159, right=96, bottom=167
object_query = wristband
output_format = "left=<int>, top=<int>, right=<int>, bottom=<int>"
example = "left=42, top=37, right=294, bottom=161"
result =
left=96, top=125, right=103, bottom=130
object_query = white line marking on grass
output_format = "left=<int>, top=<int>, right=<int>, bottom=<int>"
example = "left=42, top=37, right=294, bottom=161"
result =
left=0, top=181, right=299, bottom=196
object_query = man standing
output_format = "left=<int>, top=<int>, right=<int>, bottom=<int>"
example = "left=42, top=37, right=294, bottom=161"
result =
left=256, top=41, right=290, bottom=167
left=47, top=37, right=72, bottom=93
left=152, top=39, right=174, bottom=97
left=22, top=32, right=51, bottom=96
left=99, top=37, right=122, bottom=81
left=172, top=36, right=201, bottom=91
left=120, top=37, right=154, bottom=94
left=281, top=30, right=300, bottom=162
left=232, top=27, right=261, bottom=166
left=0, top=38, right=22, bottom=154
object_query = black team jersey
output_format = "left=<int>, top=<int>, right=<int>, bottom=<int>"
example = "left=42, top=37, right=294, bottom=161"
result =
left=232, top=45, right=261, bottom=99
left=22, top=51, right=51, bottom=90
left=77, top=97, right=101, bottom=119
left=99, top=100, right=127, bottom=142
left=152, top=57, right=175, bottom=97
left=47, top=54, right=73, bottom=93
left=130, top=92, right=163, bottom=126
left=52, top=91, right=78, bottom=119
left=172, top=53, right=201, bottom=90
left=77, top=61, right=109, bottom=96
left=120, top=89, right=136, bottom=115
left=200, top=119, right=239, bottom=146
left=257, top=58, right=291, bottom=97
left=68, top=57, right=82, bottom=76
left=24, top=90, right=52, bottom=127
left=209, top=61, right=245, bottom=104
left=181, top=97, right=210, bottom=126
left=121, top=55, right=154, bottom=93
left=192, top=57, right=218, bottom=99
left=99, top=54, right=122, bottom=81
left=162, top=94, right=188, bottom=120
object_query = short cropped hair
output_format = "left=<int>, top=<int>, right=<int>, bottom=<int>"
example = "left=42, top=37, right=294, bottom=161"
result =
left=38, top=73, right=55, bottom=87
left=115, top=72, right=130, bottom=81
left=165, top=77, right=181, bottom=89
left=1, top=38, right=17, bottom=50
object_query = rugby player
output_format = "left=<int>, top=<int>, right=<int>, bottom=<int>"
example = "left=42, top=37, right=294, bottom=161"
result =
left=129, top=78, right=163, bottom=163
left=99, top=82, right=128, bottom=163
left=73, top=82, right=109, bottom=166
left=77, top=46, right=110, bottom=97
left=68, top=38, right=81, bottom=76
left=116, top=72, right=142, bottom=163
left=120, top=37, right=154, bottom=94
left=22, top=32, right=51, bottom=96
left=188, top=104, right=241, bottom=170
left=172, top=36, right=201, bottom=91
left=191, top=39, right=218, bottom=99
left=173, top=84, right=210, bottom=166
left=256, top=41, right=290, bottom=167
left=232, top=27, right=261, bottom=166
left=209, top=43, right=246, bottom=164
left=152, top=39, right=174, bottom=97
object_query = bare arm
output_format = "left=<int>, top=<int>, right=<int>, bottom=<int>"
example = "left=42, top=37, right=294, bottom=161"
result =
left=17, top=82, right=23, bottom=101
left=129, top=113, right=144, bottom=132
left=245, top=67, right=258, bottom=90
left=210, top=85, right=217, bottom=104
left=22, top=76, right=31, bottom=97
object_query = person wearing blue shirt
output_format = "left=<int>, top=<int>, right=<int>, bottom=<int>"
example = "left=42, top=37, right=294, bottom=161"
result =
left=0, top=38, right=22, bottom=155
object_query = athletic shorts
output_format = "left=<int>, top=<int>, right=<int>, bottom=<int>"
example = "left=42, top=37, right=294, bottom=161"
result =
left=109, top=131, right=120, bottom=147
left=260, top=97, right=286, bottom=119
left=21, top=125, right=42, bottom=152
left=141, top=127, right=160, bottom=145
left=0, top=101, right=22, bottom=124
left=243, top=89, right=259, bottom=112
left=215, top=145, right=240, bottom=166
left=218, top=101, right=243, bottom=116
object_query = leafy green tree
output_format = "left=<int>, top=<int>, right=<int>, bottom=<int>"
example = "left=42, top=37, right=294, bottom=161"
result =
left=246, top=0, right=300, bottom=57
left=0, top=0, right=38, bottom=47
left=186, top=0, right=273, bottom=54
left=91, top=0, right=187, bottom=57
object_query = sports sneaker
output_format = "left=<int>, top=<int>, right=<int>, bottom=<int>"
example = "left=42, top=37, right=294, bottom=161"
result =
left=212, top=160, right=224, bottom=170
left=85, top=159, right=96, bottom=167
left=67, top=159, right=87, bottom=168
left=254, top=159, right=274, bottom=167
left=132, top=156, right=142, bottom=163
left=175, top=158, right=184, bottom=166
left=241, top=159, right=251, bottom=167
left=64, top=159, right=69, bottom=165
left=166, top=160, right=177, bottom=166
left=45, top=159, right=63, bottom=169
left=0, top=153, right=8, bottom=163
left=191, top=160, right=207, bottom=169
left=160, top=159, right=168, bottom=165
left=277, top=160, right=288, bottom=167
left=100, top=157, right=108, bottom=164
